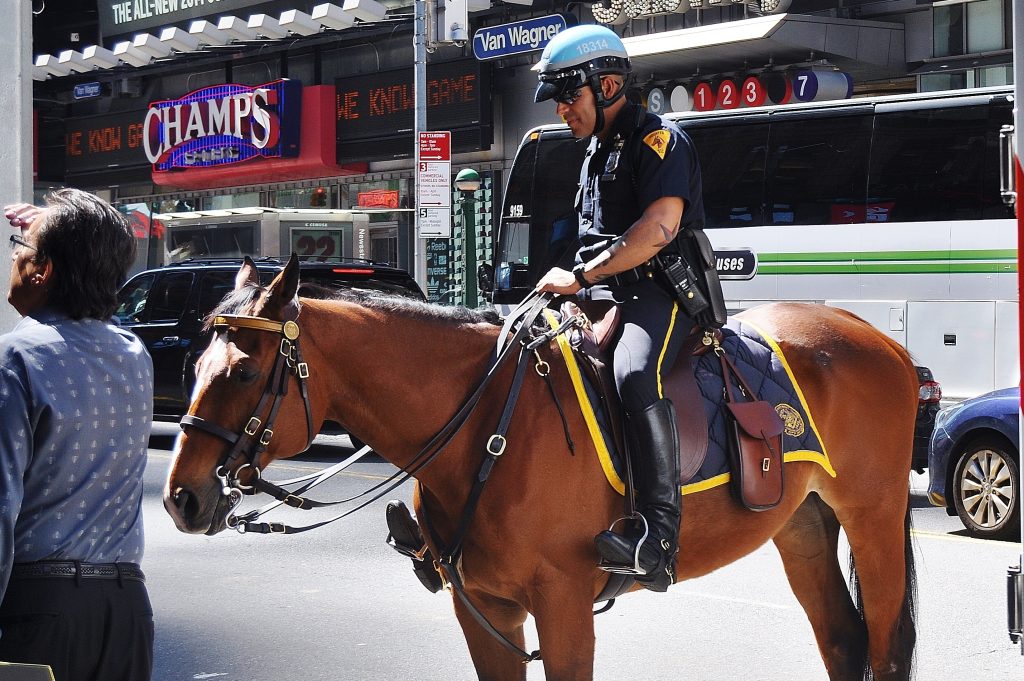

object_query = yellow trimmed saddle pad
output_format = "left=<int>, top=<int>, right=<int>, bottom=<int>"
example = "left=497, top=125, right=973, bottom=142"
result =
left=547, top=313, right=835, bottom=497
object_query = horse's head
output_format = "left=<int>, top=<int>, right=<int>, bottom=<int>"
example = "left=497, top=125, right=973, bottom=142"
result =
left=164, top=254, right=318, bottom=534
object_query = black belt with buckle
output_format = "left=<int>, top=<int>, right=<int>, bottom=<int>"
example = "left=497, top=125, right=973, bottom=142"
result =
left=10, top=561, right=145, bottom=582
left=609, top=261, right=657, bottom=287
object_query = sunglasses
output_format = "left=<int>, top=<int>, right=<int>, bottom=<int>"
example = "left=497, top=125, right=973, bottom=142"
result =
left=553, top=87, right=584, bottom=106
left=9, top=234, right=36, bottom=252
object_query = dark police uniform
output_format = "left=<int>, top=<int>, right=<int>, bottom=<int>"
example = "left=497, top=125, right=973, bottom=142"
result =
left=576, top=102, right=705, bottom=414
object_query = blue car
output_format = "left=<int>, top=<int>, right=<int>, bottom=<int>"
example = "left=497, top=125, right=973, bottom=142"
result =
left=928, top=387, right=1021, bottom=540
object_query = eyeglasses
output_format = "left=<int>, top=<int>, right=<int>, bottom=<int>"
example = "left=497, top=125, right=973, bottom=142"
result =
left=9, top=234, right=36, bottom=253
left=553, top=87, right=584, bottom=106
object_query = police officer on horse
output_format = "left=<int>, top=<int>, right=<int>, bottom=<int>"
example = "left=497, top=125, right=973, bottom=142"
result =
left=534, top=24, right=725, bottom=592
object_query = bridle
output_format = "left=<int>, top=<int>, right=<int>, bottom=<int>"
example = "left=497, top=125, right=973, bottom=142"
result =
left=179, top=314, right=316, bottom=514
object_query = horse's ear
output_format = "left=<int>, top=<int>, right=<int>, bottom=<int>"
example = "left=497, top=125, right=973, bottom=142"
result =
left=235, top=256, right=260, bottom=291
left=262, top=253, right=301, bottom=316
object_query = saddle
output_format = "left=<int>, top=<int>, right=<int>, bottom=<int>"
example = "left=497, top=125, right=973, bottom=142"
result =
left=561, top=299, right=786, bottom=513
left=563, top=299, right=711, bottom=484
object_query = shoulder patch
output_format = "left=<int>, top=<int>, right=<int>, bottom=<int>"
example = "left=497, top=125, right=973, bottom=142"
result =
left=642, top=129, right=671, bottom=160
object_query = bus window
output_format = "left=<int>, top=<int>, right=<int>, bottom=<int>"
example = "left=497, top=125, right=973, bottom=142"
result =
left=684, top=121, right=768, bottom=229
left=496, top=137, right=538, bottom=299
left=531, top=135, right=587, bottom=273
left=766, top=113, right=872, bottom=226
left=495, top=132, right=586, bottom=303
left=869, top=104, right=1003, bottom=222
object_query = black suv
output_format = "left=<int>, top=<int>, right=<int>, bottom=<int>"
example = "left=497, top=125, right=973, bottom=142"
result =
left=114, top=257, right=424, bottom=419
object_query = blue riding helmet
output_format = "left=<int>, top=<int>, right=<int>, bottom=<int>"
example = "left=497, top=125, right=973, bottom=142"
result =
left=533, top=24, right=631, bottom=105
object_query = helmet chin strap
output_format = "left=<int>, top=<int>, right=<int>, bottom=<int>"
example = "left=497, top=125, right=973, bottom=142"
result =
left=587, top=74, right=629, bottom=138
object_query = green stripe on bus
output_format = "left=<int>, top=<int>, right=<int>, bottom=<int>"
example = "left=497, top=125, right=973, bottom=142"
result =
left=758, top=249, right=1017, bottom=263
left=759, top=262, right=1018, bottom=275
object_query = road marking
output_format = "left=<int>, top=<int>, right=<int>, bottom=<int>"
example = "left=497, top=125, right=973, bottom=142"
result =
left=910, top=528, right=1010, bottom=545
left=673, top=590, right=793, bottom=611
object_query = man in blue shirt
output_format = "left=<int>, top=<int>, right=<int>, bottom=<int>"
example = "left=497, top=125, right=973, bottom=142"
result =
left=1, top=190, right=154, bottom=681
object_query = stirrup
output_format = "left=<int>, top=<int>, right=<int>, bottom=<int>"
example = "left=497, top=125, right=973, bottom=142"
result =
left=596, top=513, right=650, bottom=576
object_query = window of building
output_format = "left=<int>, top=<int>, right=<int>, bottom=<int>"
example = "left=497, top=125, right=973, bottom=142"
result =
left=207, top=192, right=261, bottom=210
left=919, top=71, right=969, bottom=92
left=966, top=0, right=1004, bottom=52
left=978, top=65, right=1013, bottom=86
left=370, top=228, right=398, bottom=265
left=934, top=0, right=1007, bottom=57
left=273, top=187, right=333, bottom=209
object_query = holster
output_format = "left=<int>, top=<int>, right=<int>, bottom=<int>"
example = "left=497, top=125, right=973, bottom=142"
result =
left=677, top=228, right=727, bottom=329
left=718, top=351, right=785, bottom=511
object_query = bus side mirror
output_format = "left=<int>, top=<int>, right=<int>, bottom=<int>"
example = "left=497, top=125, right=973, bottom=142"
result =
left=477, top=263, right=494, bottom=295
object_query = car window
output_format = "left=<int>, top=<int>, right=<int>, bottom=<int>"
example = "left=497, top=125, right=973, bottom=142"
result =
left=197, top=272, right=238, bottom=318
left=114, top=274, right=156, bottom=324
left=147, top=272, right=195, bottom=323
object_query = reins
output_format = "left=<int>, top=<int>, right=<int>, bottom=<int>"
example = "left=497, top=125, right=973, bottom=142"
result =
left=181, top=291, right=585, bottom=663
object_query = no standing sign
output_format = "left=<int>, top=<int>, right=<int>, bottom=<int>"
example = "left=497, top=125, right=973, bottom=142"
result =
left=417, top=131, right=451, bottom=238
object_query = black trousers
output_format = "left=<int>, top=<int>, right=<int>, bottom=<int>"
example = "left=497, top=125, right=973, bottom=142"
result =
left=0, top=574, right=153, bottom=681
left=611, top=279, right=694, bottom=414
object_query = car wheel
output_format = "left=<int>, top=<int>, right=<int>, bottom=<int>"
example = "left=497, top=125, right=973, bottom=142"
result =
left=952, top=436, right=1020, bottom=540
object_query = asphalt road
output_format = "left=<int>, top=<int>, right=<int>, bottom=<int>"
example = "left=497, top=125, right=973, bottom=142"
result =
left=143, top=424, right=1023, bottom=680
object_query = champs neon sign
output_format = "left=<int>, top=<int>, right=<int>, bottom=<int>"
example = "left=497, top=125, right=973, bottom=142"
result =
left=144, top=80, right=301, bottom=171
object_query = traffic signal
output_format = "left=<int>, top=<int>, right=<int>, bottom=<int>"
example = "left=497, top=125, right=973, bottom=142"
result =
left=310, top=187, right=327, bottom=207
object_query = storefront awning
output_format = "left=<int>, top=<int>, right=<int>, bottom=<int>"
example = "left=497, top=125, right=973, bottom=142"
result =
left=622, top=13, right=905, bottom=83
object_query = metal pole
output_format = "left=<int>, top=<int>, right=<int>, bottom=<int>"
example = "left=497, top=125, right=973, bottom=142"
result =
left=413, top=0, right=428, bottom=292
left=0, top=1, right=32, bottom=334
left=1012, top=0, right=1024, bottom=655
left=462, top=194, right=477, bottom=306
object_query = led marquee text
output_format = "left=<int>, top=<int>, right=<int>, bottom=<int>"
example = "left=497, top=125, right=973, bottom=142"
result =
left=336, top=75, right=477, bottom=121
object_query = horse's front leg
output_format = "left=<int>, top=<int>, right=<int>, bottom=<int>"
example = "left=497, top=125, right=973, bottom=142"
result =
left=531, top=579, right=598, bottom=681
left=451, top=589, right=529, bottom=681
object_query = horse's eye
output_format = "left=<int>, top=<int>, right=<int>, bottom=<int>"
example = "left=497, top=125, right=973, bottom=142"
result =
left=235, top=365, right=260, bottom=385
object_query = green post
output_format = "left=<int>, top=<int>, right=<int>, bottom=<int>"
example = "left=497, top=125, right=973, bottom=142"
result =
left=455, top=168, right=482, bottom=307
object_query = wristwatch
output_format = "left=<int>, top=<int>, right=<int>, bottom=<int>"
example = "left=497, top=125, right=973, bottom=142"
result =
left=573, top=263, right=591, bottom=289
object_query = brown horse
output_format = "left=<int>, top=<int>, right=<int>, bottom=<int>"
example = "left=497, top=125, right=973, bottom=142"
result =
left=164, top=255, right=918, bottom=681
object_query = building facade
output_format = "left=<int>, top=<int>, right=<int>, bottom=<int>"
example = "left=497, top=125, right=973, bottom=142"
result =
left=31, top=0, right=1015, bottom=304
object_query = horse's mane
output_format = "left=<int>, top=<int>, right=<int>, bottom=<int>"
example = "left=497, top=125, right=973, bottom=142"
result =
left=310, top=286, right=502, bottom=326
left=205, top=282, right=502, bottom=329
left=203, top=284, right=265, bottom=331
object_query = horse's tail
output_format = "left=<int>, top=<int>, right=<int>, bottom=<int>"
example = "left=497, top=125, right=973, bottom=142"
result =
left=848, top=499, right=918, bottom=680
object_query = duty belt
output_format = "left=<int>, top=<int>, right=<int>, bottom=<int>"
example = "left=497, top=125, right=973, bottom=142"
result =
left=11, top=561, right=145, bottom=582
left=608, top=261, right=656, bottom=287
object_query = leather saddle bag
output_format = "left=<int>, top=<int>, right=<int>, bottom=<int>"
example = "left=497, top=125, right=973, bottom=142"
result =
left=719, top=351, right=785, bottom=511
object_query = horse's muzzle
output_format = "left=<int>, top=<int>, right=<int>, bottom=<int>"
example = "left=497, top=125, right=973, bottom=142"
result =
left=164, top=485, right=229, bottom=535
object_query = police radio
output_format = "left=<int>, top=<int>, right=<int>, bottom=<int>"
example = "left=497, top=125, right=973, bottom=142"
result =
left=654, top=253, right=709, bottom=318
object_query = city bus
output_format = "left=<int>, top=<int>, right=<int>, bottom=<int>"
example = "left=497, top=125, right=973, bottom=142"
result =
left=490, top=85, right=1017, bottom=401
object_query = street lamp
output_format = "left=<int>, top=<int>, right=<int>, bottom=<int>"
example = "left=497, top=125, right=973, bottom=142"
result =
left=454, top=168, right=481, bottom=307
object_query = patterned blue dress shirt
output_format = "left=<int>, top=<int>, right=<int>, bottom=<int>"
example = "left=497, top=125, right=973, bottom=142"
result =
left=0, top=309, right=154, bottom=602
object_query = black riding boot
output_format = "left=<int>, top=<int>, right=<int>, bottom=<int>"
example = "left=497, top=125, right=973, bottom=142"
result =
left=594, top=398, right=681, bottom=592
